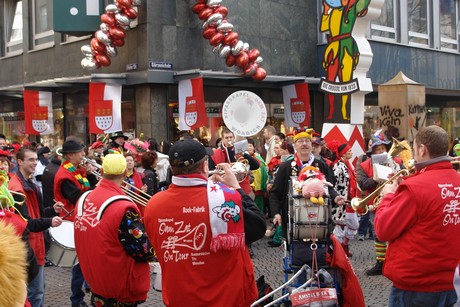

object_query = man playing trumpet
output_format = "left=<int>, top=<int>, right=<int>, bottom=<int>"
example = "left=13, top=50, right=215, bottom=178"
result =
left=374, top=125, right=460, bottom=306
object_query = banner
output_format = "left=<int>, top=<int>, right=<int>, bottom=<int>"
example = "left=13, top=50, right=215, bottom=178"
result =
left=282, top=82, right=310, bottom=127
left=89, top=82, right=122, bottom=134
left=178, top=77, right=207, bottom=130
left=23, top=90, right=54, bottom=135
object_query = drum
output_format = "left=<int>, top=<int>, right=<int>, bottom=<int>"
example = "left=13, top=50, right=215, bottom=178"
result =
left=48, top=221, right=78, bottom=267
left=291, top=197, right=329, bottom=241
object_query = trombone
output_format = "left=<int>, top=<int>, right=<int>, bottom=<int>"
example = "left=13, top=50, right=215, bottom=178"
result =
left=351, top=169, right=410, bottom=215
left=82, top=157, right=150, bottom=207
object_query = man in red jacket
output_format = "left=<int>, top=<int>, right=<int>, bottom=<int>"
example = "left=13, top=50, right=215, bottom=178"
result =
left=144, top=139, right=266, bottom=306
left=375, top=125, right=460, bottom=306
left=74, top=153, right=154, bottom=306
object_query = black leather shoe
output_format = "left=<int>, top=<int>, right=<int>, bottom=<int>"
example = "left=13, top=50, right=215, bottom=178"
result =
left=366, top=261, right=383, bottom=276
left=267, top=241, right=281, bottom=247
left=44, top=259, right=54, bottom=267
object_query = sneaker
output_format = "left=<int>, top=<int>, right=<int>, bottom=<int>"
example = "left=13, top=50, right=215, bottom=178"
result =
left=44, top=259, right=54, bottom=267
left=366, top=261, right=383, bottom=276
left=358, top=235, right=365, bottom=241
left=267, top=241, right=282, bottom=248
left=341, top=243, right=353, bottom=257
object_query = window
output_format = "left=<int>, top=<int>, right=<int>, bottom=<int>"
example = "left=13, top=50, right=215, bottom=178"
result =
left=439, top=0, right=458, bottom=50
left=32, top=0, right=54, bottom=48
left=4, top=0, right=23, bottom=55
left=371, top=0, right=397, bottom=42
left=407, top=0, right=429, bottom=46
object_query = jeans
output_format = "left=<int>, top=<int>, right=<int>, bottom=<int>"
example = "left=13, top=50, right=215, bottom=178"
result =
left=389, top=286, right=457, bottom=307
left=28, top=265, right=44, bottom=307
left=70, top=263, right=86, bottom=304
left=358, top=211, right=374, bottom=237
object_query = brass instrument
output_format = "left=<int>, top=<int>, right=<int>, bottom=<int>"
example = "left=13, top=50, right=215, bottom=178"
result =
left=208, top=159, right=250, bottom=183
left=387, top=137, right=408, bottom=159
left=351, top=169, right=410, bottom=215
left=9, top=190, right=27, bottom=206
left=82, top=157, right=150, bottom=207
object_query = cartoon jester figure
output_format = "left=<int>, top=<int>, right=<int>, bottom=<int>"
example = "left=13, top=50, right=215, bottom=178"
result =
left=0, top=170, right=14, bottom=209
left=320, top=0, right=371, bottom=120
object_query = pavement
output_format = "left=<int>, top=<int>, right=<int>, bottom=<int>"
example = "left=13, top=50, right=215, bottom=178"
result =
left=44, top=235, right=391, bottom=306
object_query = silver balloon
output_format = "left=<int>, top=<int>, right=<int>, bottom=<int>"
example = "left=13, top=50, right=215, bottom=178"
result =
left=81, top=45, right=93, bottom=57
left=202, top=21, right=209, bottom=30
left=255, top=56, right=263, bottom=64
left=81, top=57, right=98, bottom=70
left=121, top=25, right=131, bottom=31
left=100, top=22, right=110, bottom=33
left=131, top=0, right=142, bottom=6
left=243, top=42, right=250, bottom=52
left=96, top=30, right=112, bottom=44
left=231, top=40, right=244, bottom=56
left=105, top=44, right=118, bottom=57
left=207, top=0, right=222, bottom=7
left=219, top=45, right=231, bottom=58
left=115, top=13, right=130, bottom=26
left=206, top=13, right=223, bottom=27
left=105, top=4, right=119, bottom=14
left=217, top=22, right=233, bottom=32
left=212, top=44, right=223, bottom=54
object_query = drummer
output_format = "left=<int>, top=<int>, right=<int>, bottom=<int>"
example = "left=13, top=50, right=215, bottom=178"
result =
left=9, top=147, right=64, bottom=307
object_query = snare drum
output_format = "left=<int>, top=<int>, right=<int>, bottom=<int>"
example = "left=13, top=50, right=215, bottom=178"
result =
left=48, top=220, right=78, bottom=267
left=291, top=198, right=329, bottom=241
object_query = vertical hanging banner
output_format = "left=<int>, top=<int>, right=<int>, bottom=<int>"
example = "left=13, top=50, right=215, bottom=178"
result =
left=178, top=77, right=207, bottom=130
left=24, top=90, right=54, bottom=135
left=282, top=82, right=311, bottom=127
left=89, top=82, right=122, bottom=134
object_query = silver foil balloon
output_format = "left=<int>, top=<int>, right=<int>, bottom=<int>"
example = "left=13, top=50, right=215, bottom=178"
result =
left=206, top=13, right=223, bottom=27
left=217, top=22, right=233, bottom=32
left=207, top=0, right=222, bottom=7
left=100, top=23, right=110, bottom=33
left=243, top=42, right=250, bottom=52
left=212, top=44, right=223, bottom=54
left=231, top=40, right=244, bottom=56
left=81, top=45, right=93, bottom=57
left=105, top=44, right=118, bottom=57
left=115, top=13, right=130, bottom=26
left=219, top=45, right=231, bottom=58
left=131, top=0, right=142, bottom=6
left=255, top=56, right=263, bottom=64
left=81, top=57, right=98, bottom=70
left=96, top=30, right=112, bottom=44
left=105, top=4, right=119, bottom=14
left=121, top=25, right=131, bottom=31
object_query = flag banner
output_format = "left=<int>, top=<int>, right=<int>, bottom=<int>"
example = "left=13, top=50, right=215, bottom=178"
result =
left=178, top=77, right=207, bottom=130
left=24, top=90, right=54, bottom=135
left=282, top=82, right=311, bottom=127
left=89, top=82, right=122, bottom=134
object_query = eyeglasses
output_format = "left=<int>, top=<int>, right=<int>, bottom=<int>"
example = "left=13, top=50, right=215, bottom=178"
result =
left=295, top=139, right=311, bottom=144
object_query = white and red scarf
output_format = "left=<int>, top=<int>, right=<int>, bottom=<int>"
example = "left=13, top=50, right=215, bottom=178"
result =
left=172, top=175, right=245, bottom=252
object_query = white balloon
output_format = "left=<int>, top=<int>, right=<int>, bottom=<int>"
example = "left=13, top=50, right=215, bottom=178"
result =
left=219, top=45, right=231, bottom=58
left=243, top=42, right=250, bottom=52
left=231, top=40, right=243, bottom=56
left=81, top=45, right=93, bottom=57
left=212, top=44, right=223, bottom=54
left=131, top=0, right=142, bottom=6
left=81, top=58, right=98, bottom=70
left=100, top=23, right=110, bottom=33
left=115, top=13, right=130, bottom=26
left=105, top=4, right=119, bottom=14
left=96, top=30, right=112, bottom=44
left=206, top=13, right=223, bottom=27
left=105, top=44, right=118, bottom=57
left=217, top=22, right=233, bottom=32
left=255, top=56, right=263, bottom=64
left=207, top=0, right=222, bottom=7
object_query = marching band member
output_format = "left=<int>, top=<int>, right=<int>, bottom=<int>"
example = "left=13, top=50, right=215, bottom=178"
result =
left=356, top=133, right=404, bottom=276
left=74, top=154, right=154, bottom=306
left=108, top=131, right=128, bottom=154
left=125, top=152, right=148, bottom=215
left=375, top=125, right=460, bottom=306
left=144, top=139, right=266, bottom=306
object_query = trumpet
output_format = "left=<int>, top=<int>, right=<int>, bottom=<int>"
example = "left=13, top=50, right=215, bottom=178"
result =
left=208, top=159, right=250, bottom=183
left=82, top=157, right=150, bottom=207
left=351, top=169, right=410, bottom=215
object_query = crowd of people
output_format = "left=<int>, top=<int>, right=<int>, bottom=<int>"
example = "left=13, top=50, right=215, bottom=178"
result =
left=0, top=125, right=459, bottom=307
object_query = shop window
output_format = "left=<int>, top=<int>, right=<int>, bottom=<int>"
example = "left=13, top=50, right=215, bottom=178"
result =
left=32, top=0, right=54, bottom=48
left=439, top=0, right=458, bottom=50
left=371, top=0, right=397, bottom=42
left=3, top=0, right=23, bottom=55
left=407, top=0, right=430, bottom=46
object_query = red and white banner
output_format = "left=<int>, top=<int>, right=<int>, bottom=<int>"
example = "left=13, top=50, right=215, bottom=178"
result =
left=282, top=82, right=310, bottom=127
left=23, top=90, right=54, bottom=135
left=89, top=82, right=122, bottom=134
left=178, top=77, right=207, bottom=130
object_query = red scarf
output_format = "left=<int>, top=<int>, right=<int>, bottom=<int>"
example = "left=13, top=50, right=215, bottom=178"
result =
left=343, top=159, right=359, bottom=199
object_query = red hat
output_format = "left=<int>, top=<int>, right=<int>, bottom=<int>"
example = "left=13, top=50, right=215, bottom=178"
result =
left=0, top=149, right=11, bottom=157
left=91, top=141, right=104, bottom=149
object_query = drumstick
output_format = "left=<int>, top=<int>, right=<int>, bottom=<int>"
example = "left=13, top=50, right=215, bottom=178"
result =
left=61, top=208, right=75, bottom=220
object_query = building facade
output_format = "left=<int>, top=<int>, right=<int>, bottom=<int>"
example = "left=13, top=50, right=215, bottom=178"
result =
left=0, top=0, right=459, bottom=148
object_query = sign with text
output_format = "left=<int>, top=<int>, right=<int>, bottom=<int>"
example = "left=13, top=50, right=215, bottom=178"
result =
left=54, top=0, right=104, bottom=34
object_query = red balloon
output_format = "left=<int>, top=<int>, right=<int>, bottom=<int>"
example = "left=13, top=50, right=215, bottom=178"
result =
left=202, top=27, right=217, bottom=39
left=95, top=54, right=111, bottom=67
left=111, top=38, right=125, bottom=47
left=192, top=3, right=207, bottom=14
left=123, top=7, right=138, bottom=19
left=248, top=49, right=260, bottom=62
left=198, top=8, right=214, bottom=20
left=223, top=32, right=238, bottom=46
left=226, top=54, right=236, bottom=67
left=101, top=14, right=116, bottom=27
left=244, top=63, right=258, bottom=76
left=214, top=6, right=228, bottom=19
left=109, top=27, right=126, bottom=39
left=209, top=32, right=224, bottom=46
left=116, top=0, right=131, bottom=9
left=91, top=38, right=106, bottom=52
left=252, top=67, right=267, bottom=81
left=236, top=51, right=249, bottom=68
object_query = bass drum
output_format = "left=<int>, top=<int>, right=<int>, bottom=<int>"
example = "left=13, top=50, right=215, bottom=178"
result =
left=48, top=221, right=78, bottom=267
left=290, top=197, right=330, bottom=242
